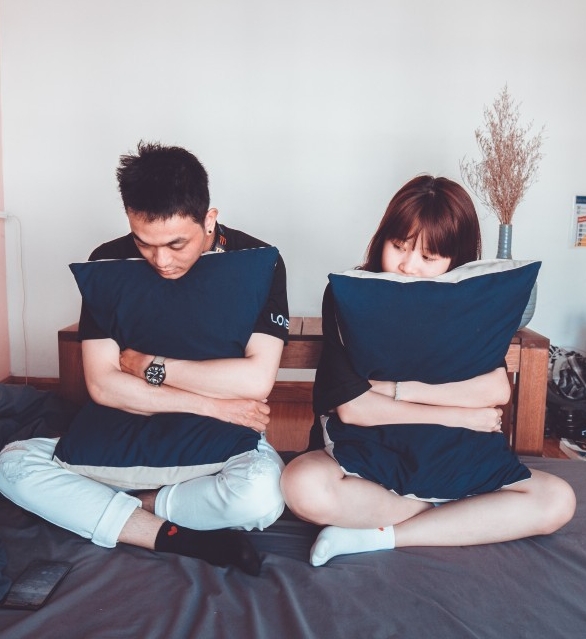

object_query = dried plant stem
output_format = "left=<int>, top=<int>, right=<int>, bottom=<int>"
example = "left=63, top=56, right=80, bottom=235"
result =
left=460, top=86, right=544, bottom=224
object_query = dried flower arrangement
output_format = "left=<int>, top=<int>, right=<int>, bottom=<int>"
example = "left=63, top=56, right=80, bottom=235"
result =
left=460, top=85, right=545, bottom=225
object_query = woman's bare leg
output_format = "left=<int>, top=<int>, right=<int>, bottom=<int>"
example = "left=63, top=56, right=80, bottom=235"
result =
left=281, top=453, right=576, bottom=566
left=281, top=450, right=431, bottom=527
left=393, top=469, right=575, bottom=547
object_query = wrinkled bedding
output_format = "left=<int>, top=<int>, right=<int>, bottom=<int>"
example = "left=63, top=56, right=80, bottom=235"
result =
left=0, top=385, right=76, bottom=450
left=1, top=386, right=585, bottom=638
left=1, top=457, right=585, bottom=639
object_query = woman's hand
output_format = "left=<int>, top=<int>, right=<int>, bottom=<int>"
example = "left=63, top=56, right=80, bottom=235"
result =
left=368, top=380, right=398, bottom=398
left=447, top=406, right=504, bottom=433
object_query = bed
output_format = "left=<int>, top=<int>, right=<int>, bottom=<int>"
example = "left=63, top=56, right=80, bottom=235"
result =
left=0, top=454, right=585, bottom=639
left=1, top=314, right=584, bottom=639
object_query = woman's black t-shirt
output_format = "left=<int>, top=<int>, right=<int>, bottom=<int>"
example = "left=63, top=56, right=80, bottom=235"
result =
left=307, top=283, right=371, bottom=450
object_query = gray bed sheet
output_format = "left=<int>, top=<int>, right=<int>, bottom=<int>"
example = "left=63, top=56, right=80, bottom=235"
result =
left=0, top=456, right=585, bottom=639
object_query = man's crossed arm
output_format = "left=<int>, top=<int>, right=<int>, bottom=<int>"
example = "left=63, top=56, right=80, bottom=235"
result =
left=82, top=333, right=284, bottom=432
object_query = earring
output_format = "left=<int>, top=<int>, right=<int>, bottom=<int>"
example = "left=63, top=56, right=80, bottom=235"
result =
left=207, top=229, right=213, bottom=234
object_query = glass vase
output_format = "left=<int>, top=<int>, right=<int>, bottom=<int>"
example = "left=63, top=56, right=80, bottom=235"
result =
left=496, top=223, right=536, bottom=329
left=496, top=224, right=513, bottom=259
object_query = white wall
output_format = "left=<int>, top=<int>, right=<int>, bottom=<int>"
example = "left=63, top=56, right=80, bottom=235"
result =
left=1, top=0, right=585, bottom=377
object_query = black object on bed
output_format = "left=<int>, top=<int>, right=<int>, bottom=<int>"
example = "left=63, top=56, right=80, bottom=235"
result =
left=0, top=456, right=584, bottom=639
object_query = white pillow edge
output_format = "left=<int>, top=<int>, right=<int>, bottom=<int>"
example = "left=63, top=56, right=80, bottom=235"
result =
left=332, top=259, right=539, bottom=285
left=69, top=245, right=278, bottom=267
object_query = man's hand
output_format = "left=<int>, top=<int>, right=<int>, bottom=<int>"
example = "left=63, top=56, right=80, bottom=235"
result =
left=120, top=348, right=153, bottom=379
left=211, top=398, right=271, bottom=433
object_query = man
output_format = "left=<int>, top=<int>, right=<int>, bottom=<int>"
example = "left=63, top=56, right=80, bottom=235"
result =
left=0, top=143, right=289, bottom=575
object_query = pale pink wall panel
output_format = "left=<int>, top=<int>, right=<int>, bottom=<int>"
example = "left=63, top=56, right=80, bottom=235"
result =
left=0, top=65, right=9, bottom=379
left=0, top=221, right=8, bottom=379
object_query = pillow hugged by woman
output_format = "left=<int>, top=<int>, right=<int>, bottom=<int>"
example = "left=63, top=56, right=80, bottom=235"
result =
left=280, top=175, right=576, bottom=567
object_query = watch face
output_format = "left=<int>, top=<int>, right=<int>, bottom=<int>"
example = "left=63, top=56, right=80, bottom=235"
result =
left=145, top=364, right=165, bottom=386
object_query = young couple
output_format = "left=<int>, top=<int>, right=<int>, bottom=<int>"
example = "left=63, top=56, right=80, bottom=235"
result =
left=0, top=144, right=575, bottom=576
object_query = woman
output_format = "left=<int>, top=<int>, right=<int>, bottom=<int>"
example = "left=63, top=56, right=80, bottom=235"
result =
left=280, top=175, right=575, bottom=567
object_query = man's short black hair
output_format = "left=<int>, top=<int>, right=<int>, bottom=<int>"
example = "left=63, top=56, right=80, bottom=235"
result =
left=117, top=141, right=210, bottom=224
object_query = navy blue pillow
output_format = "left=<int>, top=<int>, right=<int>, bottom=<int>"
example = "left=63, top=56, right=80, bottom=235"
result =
left=323, top=415, right=531, bottom=500
left=55, top=401, right=261, bottom=490
left=329, top=259, right=541, bottom=384
left=54, top=248, right=279, bottom=489
left=69, top=247, right=279, bottom=360
left=322, top=259, right=540, bottom=499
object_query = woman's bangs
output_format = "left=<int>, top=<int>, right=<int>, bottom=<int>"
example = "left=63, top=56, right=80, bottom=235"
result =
left=415, top=202, right=455, bottom=257
left=385, top=209, right=419, bottom=244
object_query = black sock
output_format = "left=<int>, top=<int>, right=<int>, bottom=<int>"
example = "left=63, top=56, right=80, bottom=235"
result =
left=154, top=521, right=261, bottom=576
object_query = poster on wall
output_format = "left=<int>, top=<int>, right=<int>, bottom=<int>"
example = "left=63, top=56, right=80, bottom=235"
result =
left=573, top=196, right=586, bottom=247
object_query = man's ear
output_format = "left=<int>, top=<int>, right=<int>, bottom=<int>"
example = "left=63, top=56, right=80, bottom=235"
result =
left=204, top=208, right=219, bottom=234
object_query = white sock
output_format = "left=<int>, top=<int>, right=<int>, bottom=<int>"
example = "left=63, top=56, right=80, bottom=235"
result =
left=310, top=525, right=396, bottom=567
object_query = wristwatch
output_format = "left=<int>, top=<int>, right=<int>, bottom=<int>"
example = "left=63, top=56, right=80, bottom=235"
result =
left=144, top=356, right=166, bottom=386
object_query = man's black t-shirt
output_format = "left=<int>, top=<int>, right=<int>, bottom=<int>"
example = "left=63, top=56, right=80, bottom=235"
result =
left=78, top=224, right=289, bottom=343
